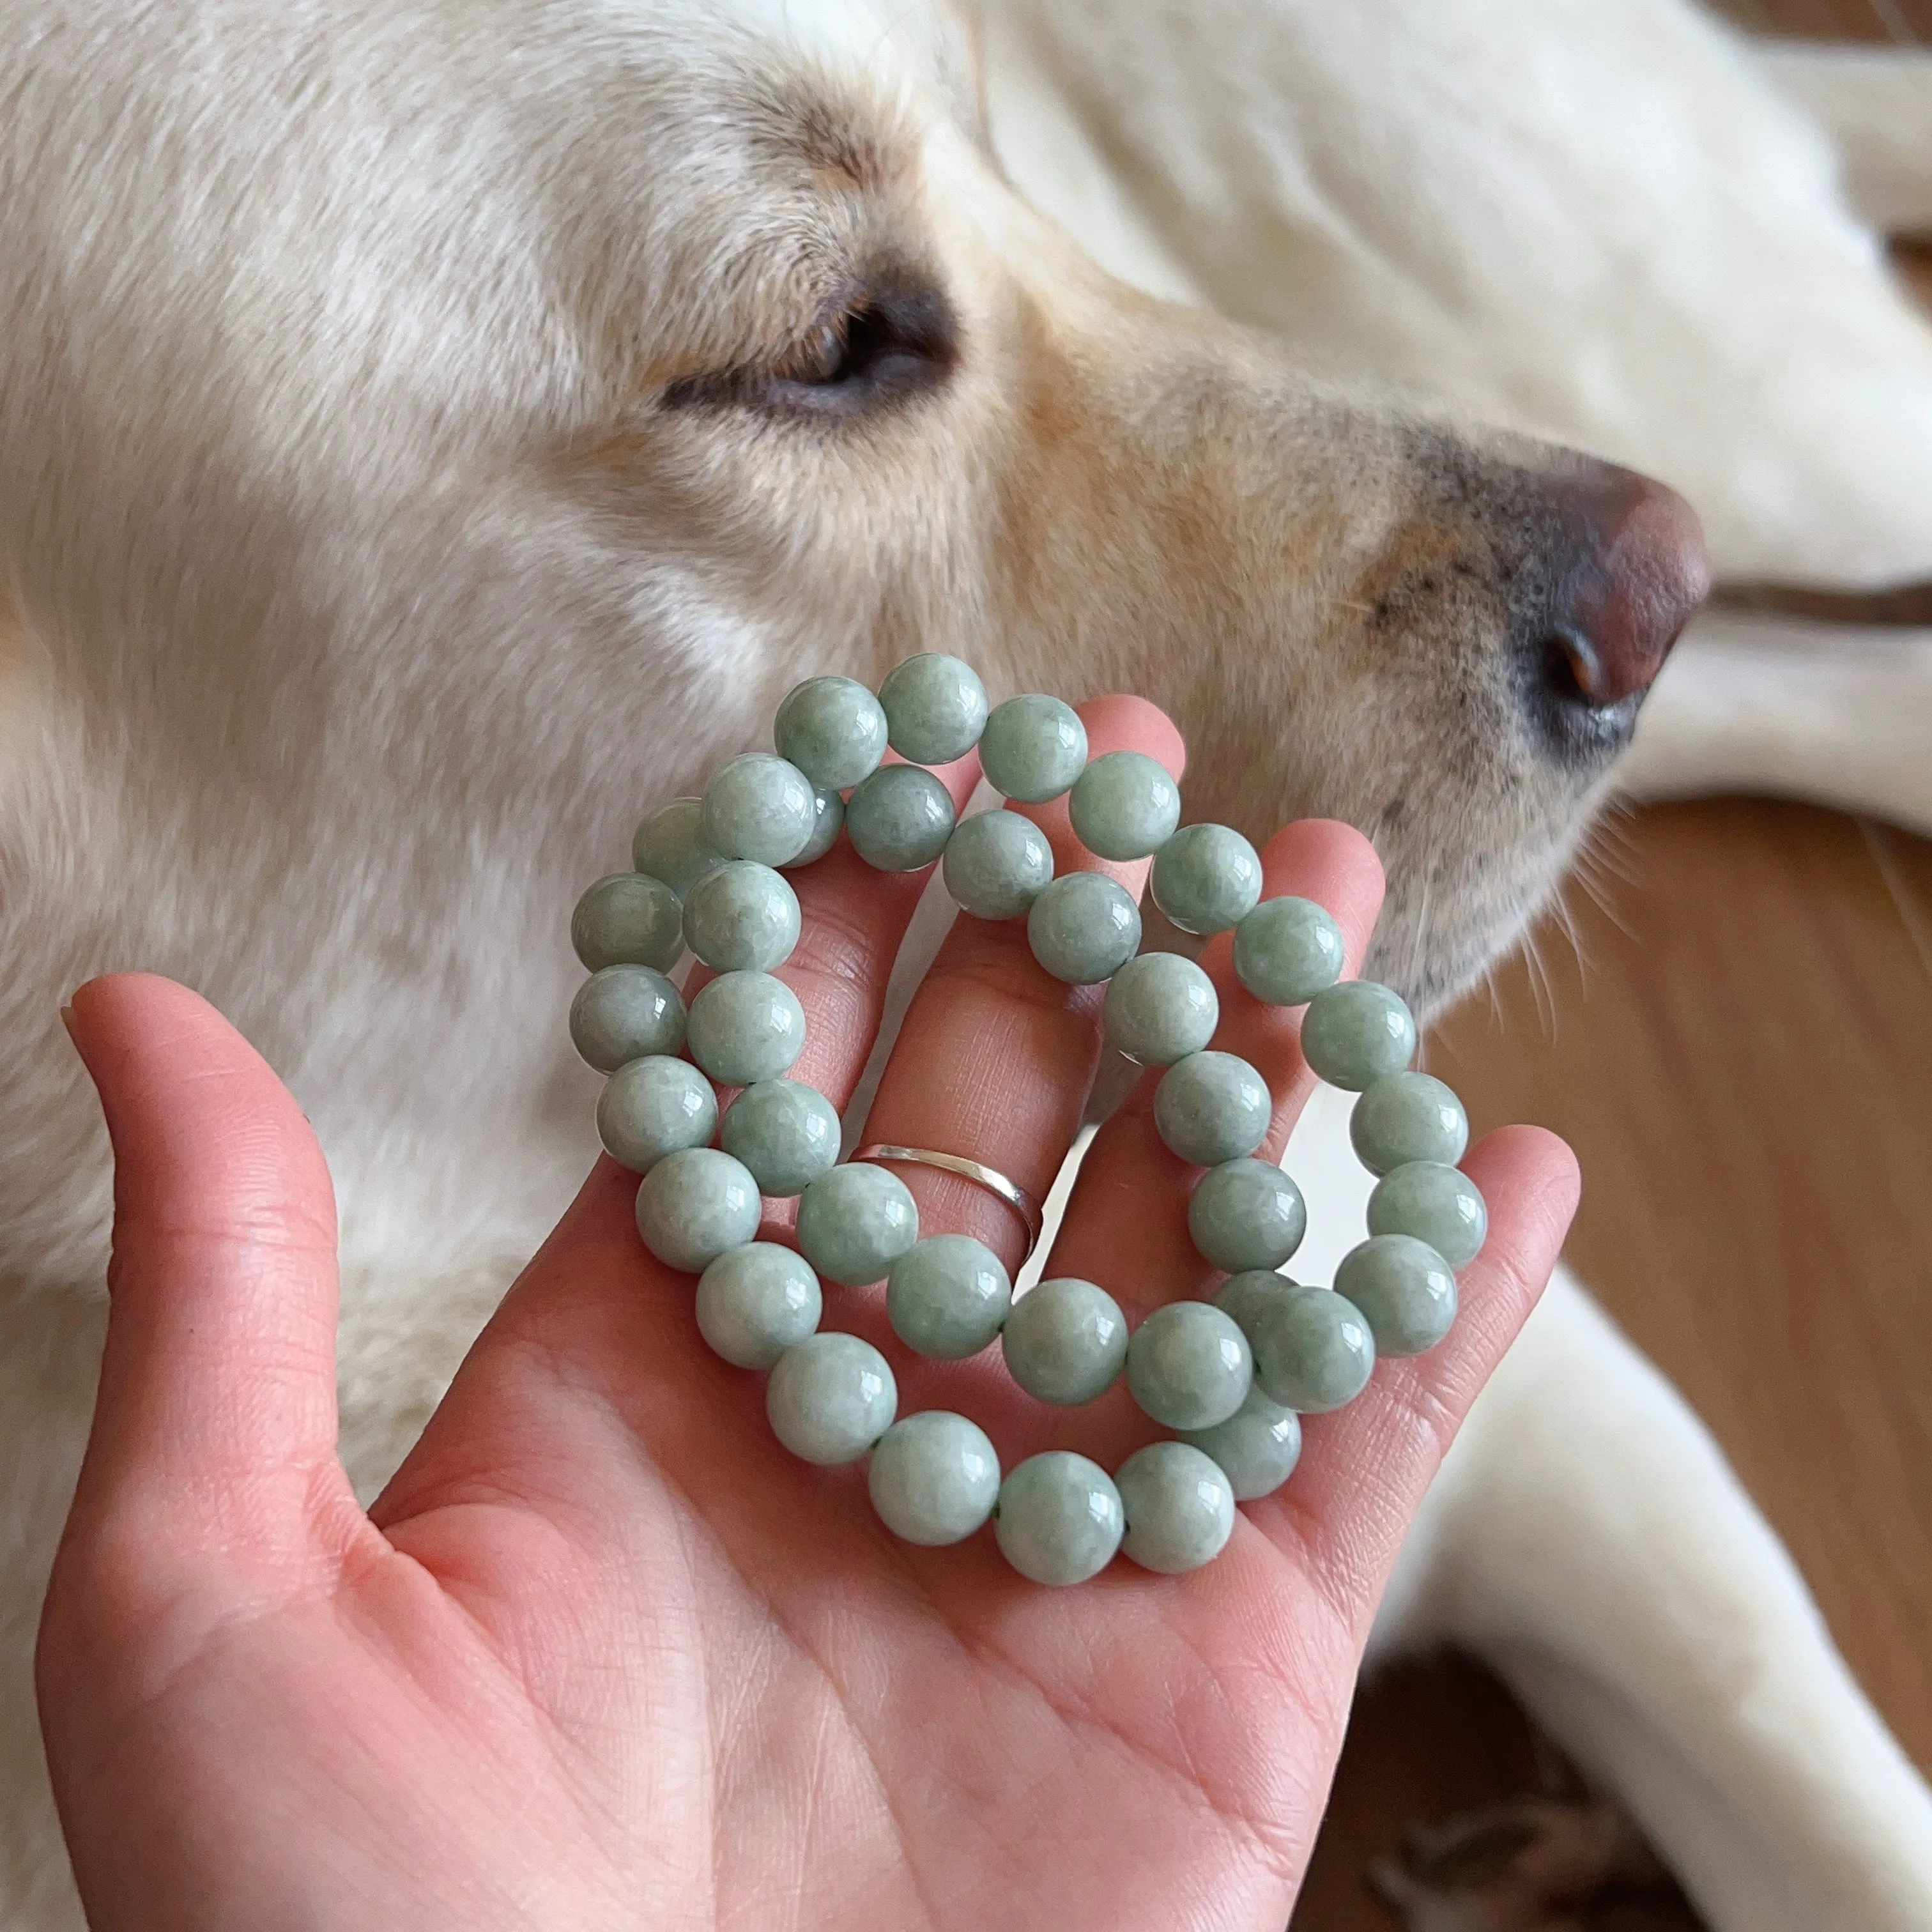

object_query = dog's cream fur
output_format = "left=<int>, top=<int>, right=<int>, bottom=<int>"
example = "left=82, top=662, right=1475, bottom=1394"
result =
left=3, top=2, right=1931, bottom=1928
left=987, top=0, right=1932, bottom=848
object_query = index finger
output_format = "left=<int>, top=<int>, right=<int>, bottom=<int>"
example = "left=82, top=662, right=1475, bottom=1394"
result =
left=682, top=746, right=983, bottom=1116
left=854, top=695, right=1186, bottom=1272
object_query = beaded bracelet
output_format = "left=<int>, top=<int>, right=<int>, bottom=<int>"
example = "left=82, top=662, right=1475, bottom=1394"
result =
left=567, top=655, right=1485, bottom=1585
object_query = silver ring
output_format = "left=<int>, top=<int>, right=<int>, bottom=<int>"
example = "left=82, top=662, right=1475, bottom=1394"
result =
left=850, top=1144, right=1043, bottom=1254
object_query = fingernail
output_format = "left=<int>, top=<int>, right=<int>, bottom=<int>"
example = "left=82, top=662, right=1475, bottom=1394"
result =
left=58, top=1003, right=77, bottom=1042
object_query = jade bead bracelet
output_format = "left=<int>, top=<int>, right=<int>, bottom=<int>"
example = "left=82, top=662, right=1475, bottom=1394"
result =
left=567, top=654, right=1487, bottom=1586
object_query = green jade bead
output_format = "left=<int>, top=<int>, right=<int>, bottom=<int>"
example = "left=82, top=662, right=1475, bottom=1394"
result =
left=886, top=1234, right=1012, bottom=1360
left=774, top=675, right=889, bottom=790
left=634, top=1147, right=762, bottom=1274
left=942, top=809, right=1054, bottom=920
left=695, top=1243, right=822, bottom=1368
left=1154, top=1050, right=1272, bottom=1167
left=788, top=783, right=844, bottom=868
left=1250, top=1284, right=1376, bottom=1413
left=682, top=861, right=801, bottom=974
left=1350, top=1072, right=1469, bottom=1177
left=1103, top=951, right=1218, bottom=1066
left=632, top=797, right=725, bottom=900
left=868, top=1411, right=1001, bottom=1546
left=1300, top=980, right=1417, bottom=1091
left=994, top=1451, right=1124, bottom=1586
left=1126, top=1300, right=1253, bottom=1430
left=1116, top=1441, right=1236, bottom=1574
left=1188, top=1156, right=1307, bottom=1273
left=719, top=1078, right=839, bottom=1197
left=700, top=753, right=817, bottom=866
left=1068, top=749, right=1181, bottom=861
left=1151, top=824, right=1262, bottom=936
left=1367, top=1161, right=1487, bottom=1268
left=685, top=971, right=806, bottom=1087
left=596, top=1055, right=717, bottom=1173
left=1000, top=1277, right=1128, bottom=1406
left=571, top=871, right=684, bottom=973
left=1026, top=871, right=1141, bottom=983
left=1181, top=1386, right=1303, bottom=1501
left=978, top=693, right=1087, bottom=802
left=569, top=964, right=684, bottom=1073
left=1213, top=1269, right=1298, bottom=1348
left=795, top=1163, right=919, bottom=1286
left=878, top=652, right=988, bottom=766
left=1336, top=1234, right=1457, bottom=1356
left=766, top=1332, right=897, bottom=1466
left=845, top=763, right=956, bottom=871
left=1232, top=896, right=1345, bottom=1006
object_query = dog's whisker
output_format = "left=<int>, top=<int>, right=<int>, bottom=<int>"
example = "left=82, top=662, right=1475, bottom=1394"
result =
left=1545, top=881, right=1591, bottom=991
left=1520, top=922, right=1561, bottom=1042
left=1567, top=811, right=1641, bottom=944
left=1571, top=862, right=1636, bottom=946
left=1587, top=799, right=1644, bottom=877
left=1407, top=864, right=1437, bottom=1004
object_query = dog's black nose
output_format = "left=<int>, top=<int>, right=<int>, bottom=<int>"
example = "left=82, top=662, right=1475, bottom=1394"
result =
left=1528, top=463, right=1710, bottom=742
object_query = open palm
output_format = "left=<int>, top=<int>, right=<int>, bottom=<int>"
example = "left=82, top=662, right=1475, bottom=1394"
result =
left=37, top=696, right=1577, bottom=1932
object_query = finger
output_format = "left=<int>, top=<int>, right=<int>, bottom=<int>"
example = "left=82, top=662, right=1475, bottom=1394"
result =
left=1165, top=819, right=1385, bottom=1157
left=59, top=974, right=351, bottom=1538
left=402, top=749, right=986, bottom=1500
left=857, top=696, right=1186, bottom=1271
left=1255, top=1125, right=1580, bottom=1623
left=681, top=749, right=983, bottom=1116
left=1046, top=818, right=1386, bottom=1321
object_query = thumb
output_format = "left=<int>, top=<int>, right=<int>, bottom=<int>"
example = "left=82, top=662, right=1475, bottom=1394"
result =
left=61, top=973, right=348, bottom=1541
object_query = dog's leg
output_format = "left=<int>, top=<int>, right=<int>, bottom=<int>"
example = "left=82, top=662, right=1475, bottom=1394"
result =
left=1374, top=1268, right=1932, bottom=1932
left=1616, top=609, right=1932, bottom=840
left=985, top=0, right=1932, bottom=588
left=1757, top=43, right=1932, bottom=238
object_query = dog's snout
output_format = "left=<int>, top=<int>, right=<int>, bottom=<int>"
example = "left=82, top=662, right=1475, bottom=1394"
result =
left=1529, top=463, right=1710, bottom=734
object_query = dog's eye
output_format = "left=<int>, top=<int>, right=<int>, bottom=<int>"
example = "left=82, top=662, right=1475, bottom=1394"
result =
left=667, top=280, right=956, bottom=420
left=783, top=319, right=852, bottom=387
left=765, top=288, right=955, bottom=412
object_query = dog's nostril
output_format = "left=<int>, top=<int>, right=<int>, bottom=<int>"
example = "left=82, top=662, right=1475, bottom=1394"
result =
left=1539, top=627, right=1601, bottom=710
left=1542, top=463, right=1712, bottom=712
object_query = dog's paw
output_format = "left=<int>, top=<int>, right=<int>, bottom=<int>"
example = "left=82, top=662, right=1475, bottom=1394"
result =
left=1366, top=1795, right=1696, bottom=1932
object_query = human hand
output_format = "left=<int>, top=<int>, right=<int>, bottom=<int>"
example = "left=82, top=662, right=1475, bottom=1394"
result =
left=37, top=696, right=1579, bottom=1932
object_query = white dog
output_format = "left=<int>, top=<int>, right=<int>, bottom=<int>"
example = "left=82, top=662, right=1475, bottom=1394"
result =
left=1, top=3, right=1928, bottom=1929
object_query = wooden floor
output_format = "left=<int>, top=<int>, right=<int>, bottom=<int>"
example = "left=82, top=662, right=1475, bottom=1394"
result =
left=1719, top=0, right=1932, bottom=38
left=1294, top=4, right=1932, bottom=1925
left=1297, top=806, right=1932, bottom=1929
left=1723, top=0, right=1932, bottom=37
left=1446, top=804, right=1932, bottom=1772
